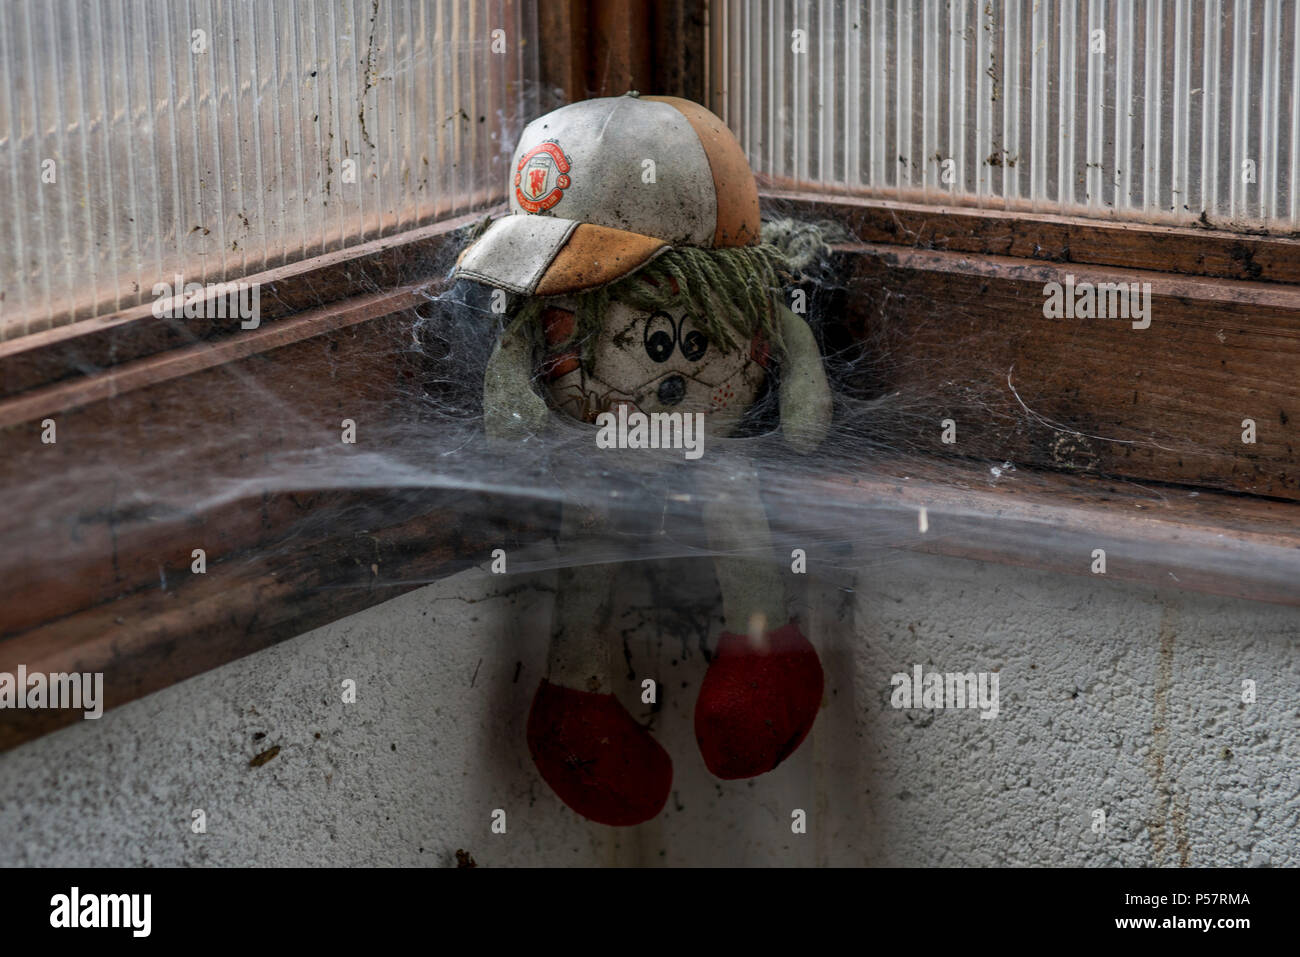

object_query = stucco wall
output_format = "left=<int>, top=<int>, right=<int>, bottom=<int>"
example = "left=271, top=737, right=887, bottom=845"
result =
left=1, top=548, right=1295, bottom=866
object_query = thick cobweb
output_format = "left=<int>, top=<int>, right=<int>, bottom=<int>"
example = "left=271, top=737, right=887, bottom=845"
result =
left=0, top=185, right=1240, bottom=630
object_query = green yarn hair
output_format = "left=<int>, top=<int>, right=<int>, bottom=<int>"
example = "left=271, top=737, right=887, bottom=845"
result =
left=510, top=241, right=792, bottom=365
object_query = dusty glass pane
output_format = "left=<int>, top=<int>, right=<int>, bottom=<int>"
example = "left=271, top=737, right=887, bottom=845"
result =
left=0, top=0, right=538, bottom=339
left=711, top=0, right=1299, bottom=230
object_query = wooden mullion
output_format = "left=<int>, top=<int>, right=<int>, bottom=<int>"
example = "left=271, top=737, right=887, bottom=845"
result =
left=651, top=0, right=708, bottom=101
left=587, top=0, right=653, bottom=96
left=538, top=0, right=590, bottom=106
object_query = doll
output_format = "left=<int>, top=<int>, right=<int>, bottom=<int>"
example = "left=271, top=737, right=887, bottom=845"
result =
left=454, top=93, right=832, bottom=826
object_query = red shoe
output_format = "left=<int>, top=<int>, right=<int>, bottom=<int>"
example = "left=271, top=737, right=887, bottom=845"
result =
left=694, top=621, right=824, bottom=779
left=526, top=680, right=672, bottom=826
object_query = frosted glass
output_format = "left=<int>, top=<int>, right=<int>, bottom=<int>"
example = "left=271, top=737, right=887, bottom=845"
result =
left=0, top=0, right=538, bottom=339
left=710, top=0, right=1299, bottom=230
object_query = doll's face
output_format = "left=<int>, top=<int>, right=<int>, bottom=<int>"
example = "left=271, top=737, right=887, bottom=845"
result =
left=542, top=298, right=768, bottom=437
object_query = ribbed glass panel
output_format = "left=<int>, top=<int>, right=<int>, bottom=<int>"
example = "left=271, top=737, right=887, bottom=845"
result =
left=710, top=0, right=1300, bottom=231
left=0, top=0, right=538, bottom=340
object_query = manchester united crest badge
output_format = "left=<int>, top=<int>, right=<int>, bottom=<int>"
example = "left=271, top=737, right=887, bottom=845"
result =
left=514, top=141, right=572, bottom=213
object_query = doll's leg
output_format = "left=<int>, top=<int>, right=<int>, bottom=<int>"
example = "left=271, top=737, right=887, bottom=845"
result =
left=699, top=466, right=787, bottom=636
left=525, top=500, right=672, bottom=827
left=694, top=460, right=824, bottom=779
left=546, top=505, right=619, bottom=692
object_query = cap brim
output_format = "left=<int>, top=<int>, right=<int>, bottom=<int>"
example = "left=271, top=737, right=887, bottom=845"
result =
left=453, top=215, right=669, bottom=298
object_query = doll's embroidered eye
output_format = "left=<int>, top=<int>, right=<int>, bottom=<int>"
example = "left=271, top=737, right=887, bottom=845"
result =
left=643, top=311, right=675, bottom=362
left=679, top=318, right=708, bottom=361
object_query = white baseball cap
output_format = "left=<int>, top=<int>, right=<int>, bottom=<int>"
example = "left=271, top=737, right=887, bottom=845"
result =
left=453, top=93, right=761, bottom=297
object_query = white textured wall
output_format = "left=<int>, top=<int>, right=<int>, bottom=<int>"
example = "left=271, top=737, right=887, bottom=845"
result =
left=0, top=548, right=1295, bottom=866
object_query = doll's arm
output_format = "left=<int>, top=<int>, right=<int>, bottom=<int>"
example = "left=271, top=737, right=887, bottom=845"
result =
left=483, top=318, right=552, bottom=440
left=774, top=302, right=832, bottom=454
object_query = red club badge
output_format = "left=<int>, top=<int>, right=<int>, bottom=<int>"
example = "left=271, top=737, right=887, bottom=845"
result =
left=514, top=141, right=572, bottom=213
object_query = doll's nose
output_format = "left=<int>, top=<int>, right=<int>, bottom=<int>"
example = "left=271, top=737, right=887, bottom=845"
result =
left=657, top=375, right=686, bottom=406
